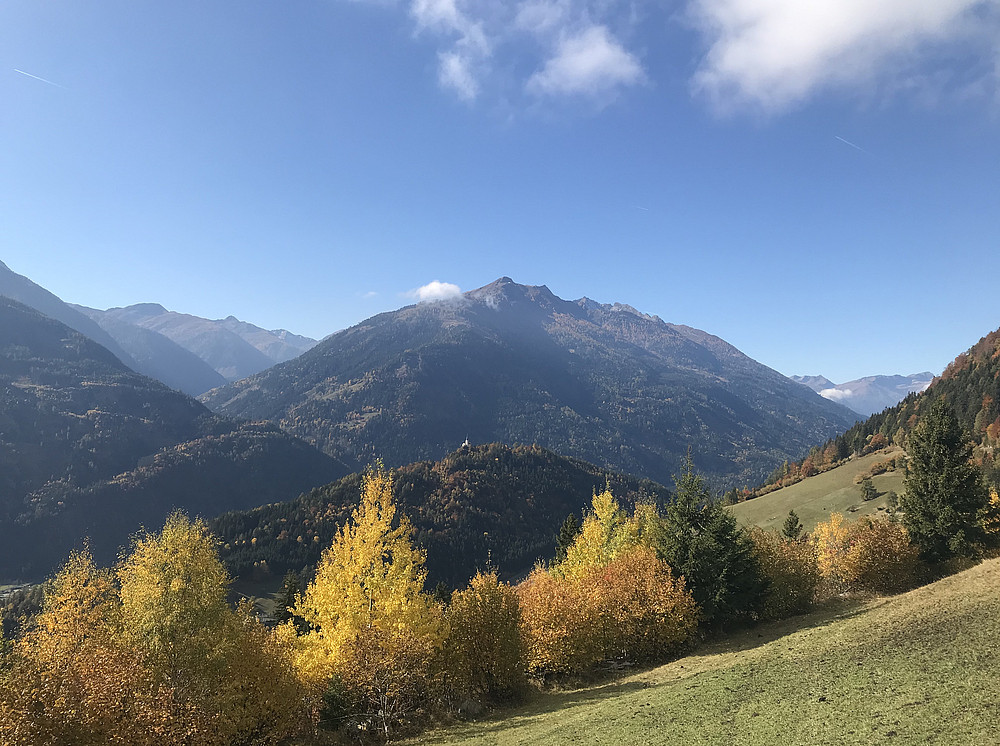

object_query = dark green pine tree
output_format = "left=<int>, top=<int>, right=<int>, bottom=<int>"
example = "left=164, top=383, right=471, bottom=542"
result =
left=902, top=398, right=988, bottom=562
left=553, top=512, right=582, bottom=563
left=657, top=456, right=766, bottom=627
left=273, top=571, right=308, bottom=633
left=782, top=510, right=803, bottom=541
left=860, top=477, right=878, bottom=502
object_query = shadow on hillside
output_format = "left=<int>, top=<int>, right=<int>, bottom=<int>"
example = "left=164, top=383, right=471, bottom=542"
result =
left=416, top=597, right=879, bottom=744
left=417, top=680, right=654, bottom=743
left=691, top=596, right=874, bottom=659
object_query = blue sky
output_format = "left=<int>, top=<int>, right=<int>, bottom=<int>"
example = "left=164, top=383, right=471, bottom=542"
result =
left=2, top=0, right=999, bottom=383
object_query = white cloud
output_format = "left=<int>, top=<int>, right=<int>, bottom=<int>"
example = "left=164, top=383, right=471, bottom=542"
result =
left=515, top=0, right=569, bottom=34
left=409, top=280, right=463, bottom=301
left=526, top=25, right=645, bottom=98
left=411, top=0, right=492, bottom=101
left=820, top=387, right=853, bottom=402
left=689, top=0, right=995, bottom=112
left=438, top=50, right=480, bottom=100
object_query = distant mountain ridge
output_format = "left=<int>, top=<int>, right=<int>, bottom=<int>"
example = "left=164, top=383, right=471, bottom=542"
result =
left=0, top=297, right=346, bottom=581
left=792, top=372, right=935, bottom=416
left=78, top=303, right=317, bottom=384
left=1, top=259, right=317, bottom=396
left=202, top=277, right=858, bottom=487
left=0, top=260, right=136, bottom=370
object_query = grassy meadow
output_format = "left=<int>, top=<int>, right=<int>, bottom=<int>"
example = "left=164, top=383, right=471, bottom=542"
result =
left=730, top=449, right=905, bottom=533
left=410, top=556, right=1000, bottom=746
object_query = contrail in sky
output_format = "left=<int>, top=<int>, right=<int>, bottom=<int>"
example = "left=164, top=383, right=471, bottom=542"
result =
left=834, top=135, right=869, bottom=154
left=13, top=69, right=63, bottom=88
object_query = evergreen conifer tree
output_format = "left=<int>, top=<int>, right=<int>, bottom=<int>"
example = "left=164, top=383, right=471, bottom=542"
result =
left=658, top=456, right=766, bottom=626
left=782, top=510, right=803, bottom=541
left=902, top=398, right=988, bottom=561
left=554, top=512, right=582, bottom=563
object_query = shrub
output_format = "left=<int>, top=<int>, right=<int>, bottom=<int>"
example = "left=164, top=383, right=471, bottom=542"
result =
left=749, top=528, right=820, bottom=619
left=586, top=546, right=698, bottom=664
left=841, top=518, right=922, bottom=594
left=812, top=513, right=921, bottom=594
left=446, top=571, right=525, bottom=701
left=517, top=568, right=603, bottom=676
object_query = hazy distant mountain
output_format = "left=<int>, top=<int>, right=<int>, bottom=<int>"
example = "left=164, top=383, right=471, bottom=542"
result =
left=0, top=297, right=346, bottom=581
left=203, top=277, right=858, bottom=487
left=792, top=373, right=935, bottom=417
left=72, top=307, right=227, bottom=396
left=85, top=304, right=317, bottom=382
left=790, top=375, right=835, bottom=391
left=0, top=260, right=135, bottom=369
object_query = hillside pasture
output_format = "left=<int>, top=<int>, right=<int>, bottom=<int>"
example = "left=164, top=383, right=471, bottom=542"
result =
left=409, top=556, right=1000, bottom=746
left=730, top=449, right=905, bottom=533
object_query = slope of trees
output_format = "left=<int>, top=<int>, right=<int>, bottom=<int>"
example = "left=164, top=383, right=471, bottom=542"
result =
left=0, top=297, right=346, bottom=581
left=212, top=443, right=670, bottom=588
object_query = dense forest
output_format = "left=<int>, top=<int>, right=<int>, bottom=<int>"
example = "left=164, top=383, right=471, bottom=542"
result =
left=212, top=442, right=670, bottom=588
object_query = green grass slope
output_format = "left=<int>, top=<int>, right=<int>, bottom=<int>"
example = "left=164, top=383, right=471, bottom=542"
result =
left=729, top=449, right=905, bottom=533
left=412, top=557, right=1000, bottom=746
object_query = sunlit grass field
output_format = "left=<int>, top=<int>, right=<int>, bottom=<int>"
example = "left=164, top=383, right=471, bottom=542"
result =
left=410, top=557, right=1000, bottom=745
left=729, top=449, right=905, bottom=533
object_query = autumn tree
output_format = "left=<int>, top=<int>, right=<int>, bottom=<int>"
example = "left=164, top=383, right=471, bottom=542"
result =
left=812, top=513, right=921, bottom=594
left=292, top=464, right=446, bottom=735
left=0, top=550, right=177, bottom=746
left=516, top=567, right=603, bottom=676
left=586, top=546, right=698, bottom=663
left=118, top=513, right=306, bottom=744
left=902, top=398, right=988, bottom=561
left=749, top=528, right=819, bottom=619
left=557, top=488, right=632, bottom=577
left=445, top=571, right=524, bottom=701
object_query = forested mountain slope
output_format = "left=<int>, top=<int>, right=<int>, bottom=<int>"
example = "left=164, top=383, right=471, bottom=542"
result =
left=212, top=442, right=670, bottom=588
left=0, top=298, right=346, bottom=580
left=203, top=277, right=857, bottom=487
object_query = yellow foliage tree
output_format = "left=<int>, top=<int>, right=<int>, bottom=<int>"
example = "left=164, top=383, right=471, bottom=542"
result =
left=293, top=464, right=446, bottom=735
left=749, top=528, right=820, bottom=619
left=1, top=522, right=307, bottom=746
left=516, top=566, right=604, bottom=676
left=812, top=512, right=853, bottom=590
left=117, top=513, right=308, bottom=744
left=445, top=571, right=525, bottom=701
left=840, top=518, right=921, bottom=594
left=586, top=546, right=698, bottom=663
left=0, top=549, right=182, bottom=746
left=117, top=512, right=232, bottom=686
left=979, top=487, right=1000, bottom=537
left=558, top=488, right=634, bottom=577
left=812, top=513, right=921, bottom=595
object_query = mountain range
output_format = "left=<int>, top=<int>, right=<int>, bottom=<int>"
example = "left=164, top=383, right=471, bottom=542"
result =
left=202, top=277, right=859, bottom=487
left=0, top=259, right=317, bottom=397
left=792, top=372, right=935, bottom=417
left=0, top=296, right=346, bottom=580
left=76, top=303, right=316, bottom=385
